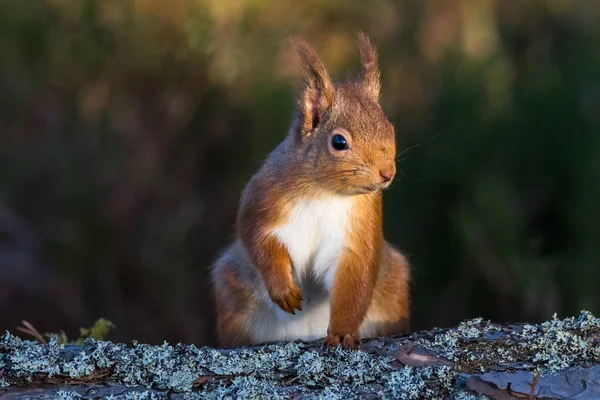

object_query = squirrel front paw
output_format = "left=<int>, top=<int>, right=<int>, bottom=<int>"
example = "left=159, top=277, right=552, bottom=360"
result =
left=269, top=282, right=303, bottom=314
left=324, top=332, right=360, bottom=350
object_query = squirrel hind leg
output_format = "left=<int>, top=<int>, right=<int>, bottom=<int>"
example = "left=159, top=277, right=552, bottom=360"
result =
left=212, top=249, right=256, bottom=348
left=362, top=242, right=411, bottom=338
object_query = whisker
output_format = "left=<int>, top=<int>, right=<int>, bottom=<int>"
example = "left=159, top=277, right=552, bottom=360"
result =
left=335, top=160, right=369, bottom=168
left=396, top=130, right=444, bottom=160
left=315, top=169, right=360, bottom=179
left=354, top=151, right=370, bottom=166
left=395, top=143, right=422, bottom=160
left=395, top=156, right=414, bottom=164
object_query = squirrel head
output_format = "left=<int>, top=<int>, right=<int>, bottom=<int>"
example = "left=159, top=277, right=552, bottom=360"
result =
left=289, top=32, right=396, bottom=196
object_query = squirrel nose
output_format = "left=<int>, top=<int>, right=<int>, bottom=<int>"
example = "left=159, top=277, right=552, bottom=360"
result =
left=379, top=168, right=394, bottom=183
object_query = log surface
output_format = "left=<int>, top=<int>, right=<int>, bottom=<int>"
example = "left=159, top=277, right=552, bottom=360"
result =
left=1, top=311, right=600, bottom=399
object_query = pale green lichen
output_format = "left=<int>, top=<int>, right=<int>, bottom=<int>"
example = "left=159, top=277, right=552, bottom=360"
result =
left=56, top=390, right=83, bottom=400
left=200, top=341, right=302, bottom=376
left=381, top=365, right=456, bottom=400
left=122, top=391, right=164, bottom=400
left=198, top=375, right=286, bottom=399
left=58, top=341, right=124, bottom=379
left=456, top=317, right=500, bottom=340
left=418, top=330, right=460, bottom=362
left=382, top=367, right=425, bottom=399
left=542, top=310, right=600, bottom=332
left=2, top=311, right=599, bottom=397
left=190, top=344, right=398, bottom=399
left=62, top=350, right=96, bottom=378
left=415, top=310, right=600, bottom=375
left=453, top=392, right=490, bottom=400
left=419, top=317, right=501, bottom=362
left=457, top=318, right=485, bottom=339
left=3, top=333, right=62, bottom=378
left=104, top=392, right=164, bottom=400
left=495, top=346, right=514, bottom=362
left=112, top=341, right=205, bottom=390
left=315, top=383, right=362, bottom=400
left=518, top=311, right=600, bottom=373
left=297, top=347, right=390, bottom=387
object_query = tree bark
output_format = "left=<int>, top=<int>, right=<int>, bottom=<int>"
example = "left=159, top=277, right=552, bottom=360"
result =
left=1, top=311, right=600, bottom=399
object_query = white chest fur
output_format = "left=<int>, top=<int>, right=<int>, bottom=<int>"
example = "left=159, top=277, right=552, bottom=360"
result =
left=247, top=196, right=354, bottom=344
left=273, top=196, right=354, bottom=289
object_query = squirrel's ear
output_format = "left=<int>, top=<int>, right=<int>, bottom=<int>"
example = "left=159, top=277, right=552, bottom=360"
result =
left=357, top=32, right=380, bottom=102
left=290, top=38, right=334, bottom=137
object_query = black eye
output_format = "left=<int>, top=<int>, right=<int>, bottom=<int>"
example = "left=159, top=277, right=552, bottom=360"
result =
left=331, top=134, right=348, bottom=151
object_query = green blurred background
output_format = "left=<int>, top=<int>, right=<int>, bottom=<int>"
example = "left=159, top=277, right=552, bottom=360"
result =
left=1, top=0, right=599, bottom=346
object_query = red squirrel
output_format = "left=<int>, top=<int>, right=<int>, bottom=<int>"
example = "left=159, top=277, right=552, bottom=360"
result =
left=211, top=33, right=410, bottom=350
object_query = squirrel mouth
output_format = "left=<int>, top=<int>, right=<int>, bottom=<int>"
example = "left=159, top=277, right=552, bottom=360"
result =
left=359, top=184, right=380, bottom=193
left=358, top=180, right=392, bottom=193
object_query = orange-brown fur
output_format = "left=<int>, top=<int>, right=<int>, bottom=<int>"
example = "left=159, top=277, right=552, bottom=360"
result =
left=211, top=33, right=410, bottom=350
left=325, top=192, right=382, bottom=348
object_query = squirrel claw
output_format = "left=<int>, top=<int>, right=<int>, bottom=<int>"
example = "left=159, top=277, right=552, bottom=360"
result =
left=271, top=283, right=303, bottom=314
left=324, top=332, right=359, bottom=350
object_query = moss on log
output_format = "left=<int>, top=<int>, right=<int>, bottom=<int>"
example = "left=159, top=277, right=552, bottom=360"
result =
left=1, top=311, right=600, bottom=399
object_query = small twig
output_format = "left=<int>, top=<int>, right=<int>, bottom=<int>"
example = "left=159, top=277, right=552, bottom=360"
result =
left=16, top=320, right=47, bottom=345
left=529, top=370, right=540, bottom=400
left=192, top=376, right=212, bottom=388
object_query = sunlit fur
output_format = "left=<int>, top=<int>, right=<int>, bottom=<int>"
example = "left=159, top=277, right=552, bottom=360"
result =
left=211, top=33, right=410, bottom=350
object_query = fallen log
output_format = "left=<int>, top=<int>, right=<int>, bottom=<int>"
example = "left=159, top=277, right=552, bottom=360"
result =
left=1, top=311, right=600, bottom=399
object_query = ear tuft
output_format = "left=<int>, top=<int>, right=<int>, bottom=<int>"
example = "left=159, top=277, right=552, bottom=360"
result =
left=289, top=37, right=334, bottom=137
left=357, top=31, right=381, bottom=102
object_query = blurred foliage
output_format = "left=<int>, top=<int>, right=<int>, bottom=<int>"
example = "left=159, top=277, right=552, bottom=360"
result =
left=16, top=318, right=114, bottom=345
left=74, top=317, right=115, bottom=345
left=49, top=317, right=115, bottom=345
left=0, top=0, right=599, bottom=346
